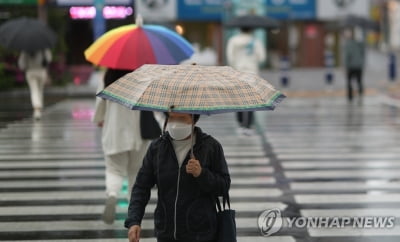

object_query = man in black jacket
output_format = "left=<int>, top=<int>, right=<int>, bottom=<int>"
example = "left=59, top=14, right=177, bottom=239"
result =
left=125, top=112, right=231, bottom=242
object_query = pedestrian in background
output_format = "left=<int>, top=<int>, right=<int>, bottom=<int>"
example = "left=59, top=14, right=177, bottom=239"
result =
left=226, top=27, right=266, bottom=135
left=344, top=29, right=366, bottom=102
left=18, top=49, right=52, bottom=120
left=93, top=68, right=162, bottom=224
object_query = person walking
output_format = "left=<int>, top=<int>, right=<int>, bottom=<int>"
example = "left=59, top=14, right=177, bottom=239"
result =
left=226, top=27, right=266, bottom=135
left=18, top=49, right=52, bottom=120
left=125, top=112, right=231, bottom=242
left=344, top=29, right=366, bottom=101
left=93, top=68, right=162, bottom=224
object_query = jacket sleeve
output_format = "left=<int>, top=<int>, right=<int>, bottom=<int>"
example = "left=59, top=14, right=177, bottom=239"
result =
left=195, top=141, right=231, bottom=197
left=92, top=80, right=106, bottom=124
left=226, top=37, right=235, bottom=67
left=18, top=52, right=27, bottom=71
left=44, top=49, right=52, bottom=63
left=124, top=142, right=156, bottom=228
left=344, top=41, right=351, bottom=66
left=255, top=39, right=266, bottom=63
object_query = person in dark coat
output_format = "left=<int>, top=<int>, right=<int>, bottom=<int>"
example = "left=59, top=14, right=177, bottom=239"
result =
left=344, top=29, right=366, bottom=101
left=125, top=112, right=231, bottom=242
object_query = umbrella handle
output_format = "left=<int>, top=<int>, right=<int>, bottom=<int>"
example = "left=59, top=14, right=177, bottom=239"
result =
left=190, top=115, right=196, bottom=160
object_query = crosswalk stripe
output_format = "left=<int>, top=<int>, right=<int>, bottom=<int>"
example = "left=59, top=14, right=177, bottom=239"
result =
left=283, top=161, right=400, bottom=168
left=0, top=167, right=275, bottom=178
left=285, top=169, right=400, bottom=179
left=0, top=188, right=283, bottom=201
left=279, top=153, right=400, bottom=159
left=295, top=194, right=400, bottom=204
left=0, top=202, right=287, bottom=216
left=1, top=236, right=296, bottom=242
left=301, top=208, right=400, bottom=217
left=0, top=217, right=281, bottom=232
left=291, top=181, right=400, bottom=190
left=308, top=227, right=400, bottom=237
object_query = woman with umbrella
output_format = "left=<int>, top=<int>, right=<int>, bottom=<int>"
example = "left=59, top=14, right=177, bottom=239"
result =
left=97, top=64, right=285, bottom=241
left=126, top=111, right=231, bottom=242
left=87, top=16, right=194, bottom=224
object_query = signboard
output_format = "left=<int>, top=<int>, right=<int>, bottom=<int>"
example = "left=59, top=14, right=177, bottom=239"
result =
left=266, top=0, right=316, bottom=20
left=69, top=6, right=133, bottom=19
left=93, top=0, right=105, bottom=40
left=0, top=0, right=36, bottom=4
left=178, top=0, right=223, bottom=21
left=57, top=0, right=132, bottom=6
left=317, top=0, right=369, bottom=20
left=136, top=0, right=176, bottom=22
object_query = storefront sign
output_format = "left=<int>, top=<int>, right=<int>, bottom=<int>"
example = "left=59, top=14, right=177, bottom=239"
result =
left=178, top=0, right=223, bottom=21
left=70, top=6, right=133, bottom=19
left=57, top=0, right=131, bottom=6
left=317, top=0, right=369, bottom=20
left=0, top=0, right=36, bottom=4
left=266, top=0, right=316, bottom=19
left=136, top=0, right=176, bottom=22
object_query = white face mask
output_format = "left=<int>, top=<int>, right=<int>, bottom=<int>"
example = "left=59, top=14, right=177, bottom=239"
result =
left=167, top=121, right=192, bottom=140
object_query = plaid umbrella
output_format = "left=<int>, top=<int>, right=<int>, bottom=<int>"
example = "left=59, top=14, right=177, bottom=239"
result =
left=97, top=64, right=285, bottom=115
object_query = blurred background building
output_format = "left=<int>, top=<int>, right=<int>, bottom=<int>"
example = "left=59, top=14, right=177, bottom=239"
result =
left=0, top=0, right=397, bottom=89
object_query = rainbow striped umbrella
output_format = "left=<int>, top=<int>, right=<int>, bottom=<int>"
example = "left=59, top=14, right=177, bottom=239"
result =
left=84, top=18, right=194, bottom=70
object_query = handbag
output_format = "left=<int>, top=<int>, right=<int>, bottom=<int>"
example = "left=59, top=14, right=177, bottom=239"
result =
left=216, top=192, right=237, bottom=242
left=41, top=50, right=49, bottom=67
left=140, top=111, right=161, bottom=139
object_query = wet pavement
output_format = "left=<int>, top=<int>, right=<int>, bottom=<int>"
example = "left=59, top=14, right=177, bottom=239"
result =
left=0, top=94, right=399, bottom=242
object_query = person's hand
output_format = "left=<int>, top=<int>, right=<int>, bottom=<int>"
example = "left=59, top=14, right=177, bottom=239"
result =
left=128, top=225, right=141, bottom=242
left=186, top=159, right=202, bottom=177
left=97, top=121, right=104, bottom=127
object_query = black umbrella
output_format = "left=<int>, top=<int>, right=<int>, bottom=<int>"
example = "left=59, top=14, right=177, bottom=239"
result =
left=0, top=17, right=56, bottom=53
left=225, top=14, right=280, bottom=29
left=328, top=15, right=380, bottom=31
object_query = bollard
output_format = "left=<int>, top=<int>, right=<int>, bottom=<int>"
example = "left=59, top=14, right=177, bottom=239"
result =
left=389, top=52, right=397, bottom=82
left=280, top=56, right=290, bottom=87
left=325, top=50, right=334, bottom=85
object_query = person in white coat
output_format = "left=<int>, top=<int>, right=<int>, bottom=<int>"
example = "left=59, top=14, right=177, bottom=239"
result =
left=18, top=49, right=52, bottom=120
left=93, top=69, right=162, bottom=224
left=226, top=27, right=266, bottom=135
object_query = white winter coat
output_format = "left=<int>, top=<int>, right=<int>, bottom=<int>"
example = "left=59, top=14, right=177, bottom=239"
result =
left=92, top=80, right=143, bottom=156
left=226, top=32, right=266, bottom=74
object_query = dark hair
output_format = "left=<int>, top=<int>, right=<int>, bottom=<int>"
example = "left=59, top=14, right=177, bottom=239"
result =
left=104, top=68, right=133, bottom=87
left=164, top=112, right=200, bottom=123
left=240, top=27, right=253, bottom=33
left=192, top=114, right=200, bottom=123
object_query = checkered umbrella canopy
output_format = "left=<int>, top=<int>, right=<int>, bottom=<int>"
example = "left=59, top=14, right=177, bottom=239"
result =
left=97, top=64, right=285, bottom=115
